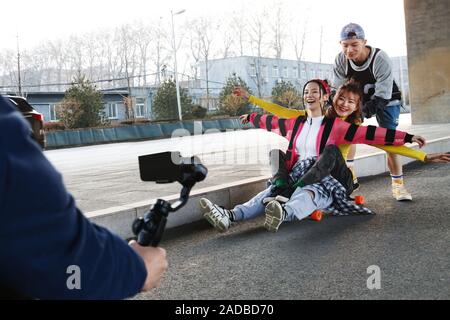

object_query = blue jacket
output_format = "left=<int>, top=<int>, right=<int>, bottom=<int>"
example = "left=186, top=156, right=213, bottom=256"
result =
left=0, top=96, right=146, bottom=299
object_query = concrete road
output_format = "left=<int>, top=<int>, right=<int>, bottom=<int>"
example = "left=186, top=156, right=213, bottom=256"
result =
left=135, top=160, right=450, bottom=300
left=44, top=128, right=287, bottom=212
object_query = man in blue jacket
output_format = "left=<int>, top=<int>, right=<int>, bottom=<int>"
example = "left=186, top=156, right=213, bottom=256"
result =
left=0, top=95, right=167, bottom=299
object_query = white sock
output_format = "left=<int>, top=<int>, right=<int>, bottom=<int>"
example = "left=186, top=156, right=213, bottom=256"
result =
left=391, top=175, right=404, bottom=185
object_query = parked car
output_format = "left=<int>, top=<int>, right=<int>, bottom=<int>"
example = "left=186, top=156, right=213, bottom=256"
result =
left=5, top=95, right=46, bottom=149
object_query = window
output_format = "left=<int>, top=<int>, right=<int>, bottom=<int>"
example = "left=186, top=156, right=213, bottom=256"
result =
left=301, top=65, right=306, bottom=79
left=49, top=104, right=58, bottom=121
left=283, top=66, right=288, bottom=78
left=135, top=98, right=146, bottom=118
left=272, top=65, right=279, bottom=77
left=262, top=65, right=268, bottom=82
left=106, top=103, right=118, bottom=119
left=209, top=98, right=219, bottom=111
left=250, top=64, right=256, bottom=77
left=293, top=67, right=298, bottom=79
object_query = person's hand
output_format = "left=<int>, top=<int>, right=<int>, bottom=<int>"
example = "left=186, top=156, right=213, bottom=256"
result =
left=233, top=86, right=249, bottom=100
left=361, top=101, right=376, bottom=119
left=412, top=135, right=426, bottom=148
left=239, top=114, right=249, bottom=124
left=425, top=152, right=450, bottom=163
left=129, top=240, right=168, bottom=291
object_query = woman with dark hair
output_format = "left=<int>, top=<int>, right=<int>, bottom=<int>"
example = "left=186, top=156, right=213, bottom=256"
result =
left=199, top=80, right=447, bottom=233
left=235, top=80, right=447, bottom=193
left=265, top=80, right=365, bottom=200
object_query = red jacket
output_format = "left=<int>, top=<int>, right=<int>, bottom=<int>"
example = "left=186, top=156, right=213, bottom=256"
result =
left=248, top=113, right=414, bottom=171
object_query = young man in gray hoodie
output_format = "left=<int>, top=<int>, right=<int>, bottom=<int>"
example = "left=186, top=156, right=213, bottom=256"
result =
left=333, top=22, right=412, bottom=201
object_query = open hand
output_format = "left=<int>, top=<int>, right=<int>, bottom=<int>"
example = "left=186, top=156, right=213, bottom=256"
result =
left=233, top=86, right=249, bottom=100
left=425, top=152, right=450, bottom=163
left=239, top=114, right=249, bottom=124
left=412, top=135, right=426, bottom=148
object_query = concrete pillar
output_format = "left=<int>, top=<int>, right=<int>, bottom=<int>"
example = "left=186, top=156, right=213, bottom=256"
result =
left=404, top=0, right=450, bottom=124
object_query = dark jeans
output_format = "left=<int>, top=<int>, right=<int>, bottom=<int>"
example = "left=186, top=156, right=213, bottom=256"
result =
left=269, top=145, right=354, bottom=197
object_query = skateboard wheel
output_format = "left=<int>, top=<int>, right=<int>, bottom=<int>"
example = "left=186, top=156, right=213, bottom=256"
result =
left=310, top=210, right=322, bottom=221
left=354, top=195, right=365, bottom=205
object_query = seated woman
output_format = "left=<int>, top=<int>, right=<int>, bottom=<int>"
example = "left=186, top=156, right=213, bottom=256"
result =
left=199, top=80, right=448, bottom=233
left=235, top=80, right=448, bottom=198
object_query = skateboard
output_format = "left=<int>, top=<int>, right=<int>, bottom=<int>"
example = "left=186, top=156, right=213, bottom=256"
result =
left=309, top=195, right=365, bottom=221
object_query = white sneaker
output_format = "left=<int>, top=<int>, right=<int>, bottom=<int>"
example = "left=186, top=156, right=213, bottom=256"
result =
left=199, top=198, right=232, bottom=232
left=392, top=184, right=413, bottom=201
left=264, top=200, right=285, bottom=232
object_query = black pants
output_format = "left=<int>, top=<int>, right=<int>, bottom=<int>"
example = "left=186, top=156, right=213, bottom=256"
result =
left=269, top=144, right=354, bottom=196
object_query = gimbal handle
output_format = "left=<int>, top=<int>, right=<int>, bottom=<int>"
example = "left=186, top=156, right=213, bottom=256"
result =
left=132, top=185, right=193, bottom=247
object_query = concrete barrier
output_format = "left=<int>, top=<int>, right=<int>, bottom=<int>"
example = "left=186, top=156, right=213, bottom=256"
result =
left=101, top=128, right=118, bottom=143
left=219, top=118, right=239, bottom=131
left=79, top=130, right=95, bottom=145
left=45, top=117, right=249, bottom=148
left=159, top=123, right=185, bottom=137
left=64, top=131, right=82, bottom=146
left=92, top=129, right=106, bottom=143
left=142, top=124, right=165, bottom=138
left=202, top=120, right=222, bottom=132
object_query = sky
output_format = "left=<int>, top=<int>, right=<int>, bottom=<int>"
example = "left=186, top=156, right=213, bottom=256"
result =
left=1, top=0, right=408, bottom=64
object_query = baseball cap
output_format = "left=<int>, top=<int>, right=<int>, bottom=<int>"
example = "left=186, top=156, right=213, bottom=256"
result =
left=340, top=23, right=365, bottom=41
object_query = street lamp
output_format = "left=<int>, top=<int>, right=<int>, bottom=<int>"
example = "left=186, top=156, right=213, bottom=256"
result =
left=171, top=9, right=186, bottom=122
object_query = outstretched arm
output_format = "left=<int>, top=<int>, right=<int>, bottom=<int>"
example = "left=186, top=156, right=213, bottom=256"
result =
left=374, top=145, right=427, bottom=162
left=424, top=152, right=450, bottom=163
left=333, top=117, right=425, bottom=147
left=240, top=112, right=300, bottom=140
left=234, top=86, right=305, bottom=119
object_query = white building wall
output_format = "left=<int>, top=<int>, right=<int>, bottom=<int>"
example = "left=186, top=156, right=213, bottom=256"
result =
left=199, top=56, right=334, bottom=98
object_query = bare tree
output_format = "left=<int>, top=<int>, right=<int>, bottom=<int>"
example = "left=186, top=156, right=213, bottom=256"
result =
left=293, top=21, right=308, bottom=63
left=21, top=49, right=45, bottom=91
left=0, top=49, right=17, bottom=91
left=132, top=21, right=153, bottom=86
left=0, top=51, right=9, bottom=88
left=149, top=19, right=171, bottom=85
left=67, top=35, right=84, bottom=76
left=292, top=13, right=310, bottom=91
left=94, top=30, right=111, bottom=88
left=230, top=12, right=247, bottom=57
left=117, top=25, right=138, bottom=119
left=30, top=42, right=57, bottom=91
left=47, top=38, right=70, bottom=90
left=269, top=4, right=287, bottom=59
left=248, top=9, right=269, bottom=97
left=102, top=32, right=122, bottom=88
left=83, top=33, right=98, bottom=81
left=188, top=17, right=218, bottom=109
left=319, top=25, right=323, bottom=63
left=217, top=17, right=235, bottom=59
left=187, top=22, right=202, bottom=82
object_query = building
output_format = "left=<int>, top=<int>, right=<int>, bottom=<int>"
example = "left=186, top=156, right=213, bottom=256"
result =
left=16, top=87, right=155, bottom=124
left=197, top=56, right=334, bottom=108
left=197, top=55, right=410, bottom=109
